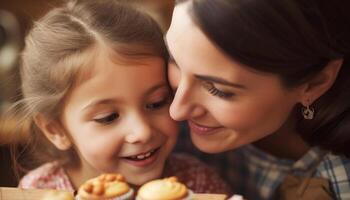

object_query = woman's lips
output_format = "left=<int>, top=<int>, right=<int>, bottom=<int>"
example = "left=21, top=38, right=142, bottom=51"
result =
left=188, top=121, right=223, bottom=135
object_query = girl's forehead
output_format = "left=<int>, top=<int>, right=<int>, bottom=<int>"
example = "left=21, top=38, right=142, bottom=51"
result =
left=77, top=49, right=163, bottom=79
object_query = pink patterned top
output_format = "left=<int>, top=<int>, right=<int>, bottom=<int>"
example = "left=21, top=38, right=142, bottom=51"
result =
left=19, top=153, right=232, bottom=195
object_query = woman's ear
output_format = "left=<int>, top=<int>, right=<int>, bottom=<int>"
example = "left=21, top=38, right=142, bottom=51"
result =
left=299, top=58, right=343, bottom=105
left=34, top=114, right=72, bottom=150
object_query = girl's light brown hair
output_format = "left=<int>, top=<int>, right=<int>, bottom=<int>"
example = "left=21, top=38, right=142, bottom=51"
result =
left=10, top=0, right=167, bottom=179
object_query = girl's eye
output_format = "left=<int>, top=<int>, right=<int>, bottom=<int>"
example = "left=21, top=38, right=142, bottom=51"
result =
left=202, top=81, right=234, bottom=99
left=146, top=96, right=171, bottom=110
left=93, top=113, right=119, bottom=124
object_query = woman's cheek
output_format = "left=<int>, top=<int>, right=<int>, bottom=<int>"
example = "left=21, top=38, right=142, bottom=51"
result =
left=218, top=106, right=256, bottom=130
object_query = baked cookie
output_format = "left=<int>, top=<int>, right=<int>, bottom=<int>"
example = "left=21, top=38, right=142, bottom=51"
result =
left=76, top=173, right=134, bottom=200
left=136, top=176, right=192, bottom=200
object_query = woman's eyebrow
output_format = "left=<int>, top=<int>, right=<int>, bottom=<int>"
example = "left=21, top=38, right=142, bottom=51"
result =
left=195, top=74, right=246, bottom=89
left=164, top=34, right=244, bottom=89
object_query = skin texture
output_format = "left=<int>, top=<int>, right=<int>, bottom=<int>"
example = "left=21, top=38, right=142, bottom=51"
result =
left=37, top=47, right=178, bottom=188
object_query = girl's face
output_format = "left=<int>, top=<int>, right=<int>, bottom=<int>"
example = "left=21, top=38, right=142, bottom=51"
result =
left=61, top=50, right=178, bottom=186
left=165, top=3, right=303, bottom=153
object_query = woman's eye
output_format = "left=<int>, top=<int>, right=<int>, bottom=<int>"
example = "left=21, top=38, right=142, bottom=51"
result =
left=202, top=81, right=234, bottom=99
left=93, top=113, right=119, bottom=124
left=146, top=96, right=171, bottom=110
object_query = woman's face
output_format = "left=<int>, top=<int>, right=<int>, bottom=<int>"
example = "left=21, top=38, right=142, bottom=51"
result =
left=165, top=3, right=303, bottom=153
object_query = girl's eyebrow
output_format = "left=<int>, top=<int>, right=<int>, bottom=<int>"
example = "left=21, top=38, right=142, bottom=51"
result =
left=83, top=99, right=119, bottom=111
left=145, top=84, right=169, bottom=96
left=82, top=84, right=168, bottom=110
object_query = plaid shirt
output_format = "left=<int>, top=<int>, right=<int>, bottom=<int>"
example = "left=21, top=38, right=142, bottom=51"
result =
left=224, top=145, right=350, bottom=200
left=175, top=124, right=350, bottom=199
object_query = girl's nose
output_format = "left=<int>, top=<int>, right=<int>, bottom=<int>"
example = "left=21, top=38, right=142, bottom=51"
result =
left=124, top=114, right=153, bottom=144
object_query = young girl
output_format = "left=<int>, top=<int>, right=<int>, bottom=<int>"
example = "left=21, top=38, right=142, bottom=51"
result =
left=14, top=0, right=231, bottom=195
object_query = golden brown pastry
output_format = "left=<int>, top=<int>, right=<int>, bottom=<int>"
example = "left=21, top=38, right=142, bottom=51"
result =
left=136, top=176, right=192, bottom=200
left=77, top=173, right=133, bottom=200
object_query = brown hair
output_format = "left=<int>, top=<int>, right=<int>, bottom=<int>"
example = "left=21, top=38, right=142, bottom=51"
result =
left=177, top=0, right=350, bottom=157
left=10, top=0, right=167, bottom=178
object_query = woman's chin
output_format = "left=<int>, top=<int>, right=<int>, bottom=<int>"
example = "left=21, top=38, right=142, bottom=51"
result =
left=191, top=135, right=244, bottom=153
left=192, top=139, right=226, bottom=154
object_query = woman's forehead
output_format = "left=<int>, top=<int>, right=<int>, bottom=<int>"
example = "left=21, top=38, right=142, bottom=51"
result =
left=167, top=2, right=194, bottom=41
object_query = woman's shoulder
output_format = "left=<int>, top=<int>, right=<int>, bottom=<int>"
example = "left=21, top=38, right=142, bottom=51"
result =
left=18, top=161, right=74, bottom=192
left=318, top=153, right=350, bottom=176
left=317, top=153, right=350, bottom=199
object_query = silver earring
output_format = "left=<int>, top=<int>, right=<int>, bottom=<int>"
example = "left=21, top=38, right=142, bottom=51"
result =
left=302, top=105, right=315, bottom=120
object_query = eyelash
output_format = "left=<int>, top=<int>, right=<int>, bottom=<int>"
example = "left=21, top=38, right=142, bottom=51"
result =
left=145, top=95, right=171, bottom=110
left=93, top=96, right=170, bottom=125
left=94, top=113, right=119, bottom=125
left=203, top=82, right=234, bottom=99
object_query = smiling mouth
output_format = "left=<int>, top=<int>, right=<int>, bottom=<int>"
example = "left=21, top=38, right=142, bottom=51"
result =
left=122, top=147, right=161, bottom=161
left=188, top=121, right=223, bottom=135
left=189, top=121, right=222, bottom=129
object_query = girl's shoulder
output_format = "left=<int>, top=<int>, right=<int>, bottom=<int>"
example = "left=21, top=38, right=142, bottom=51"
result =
left=18, top=161, right=74, bottom=192
left=166, top=153, right=223, bottom=174
left=168, top=152, right=205, bottom=166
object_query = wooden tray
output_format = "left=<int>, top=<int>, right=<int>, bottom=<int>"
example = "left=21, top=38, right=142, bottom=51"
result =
left=0, top=187, right=227, bottom=200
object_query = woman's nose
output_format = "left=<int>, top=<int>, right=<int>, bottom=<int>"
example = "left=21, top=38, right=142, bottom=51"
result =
left=124, top=114, right=153, bottom=144
left=169, top=79, right=206, bottom=121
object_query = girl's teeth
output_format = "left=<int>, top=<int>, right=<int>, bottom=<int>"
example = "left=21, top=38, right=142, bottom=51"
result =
left=128, top=148, right=157, bottom=160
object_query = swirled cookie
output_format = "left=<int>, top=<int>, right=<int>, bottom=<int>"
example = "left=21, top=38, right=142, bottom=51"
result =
left=77, top=173, right=134, bottom=200
left=137, top=177, right=192, bottom=200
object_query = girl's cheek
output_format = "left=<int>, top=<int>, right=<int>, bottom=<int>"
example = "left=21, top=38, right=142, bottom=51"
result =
left=164, top=120, right=180, bottom=137
left=167, top=126, right=179, bottom=137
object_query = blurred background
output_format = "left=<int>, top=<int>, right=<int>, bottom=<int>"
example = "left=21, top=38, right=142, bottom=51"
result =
left=0, top=0, right=174, bottom=187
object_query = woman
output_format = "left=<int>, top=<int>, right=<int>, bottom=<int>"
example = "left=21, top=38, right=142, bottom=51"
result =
left=165, top=0, right=350, bottom=199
